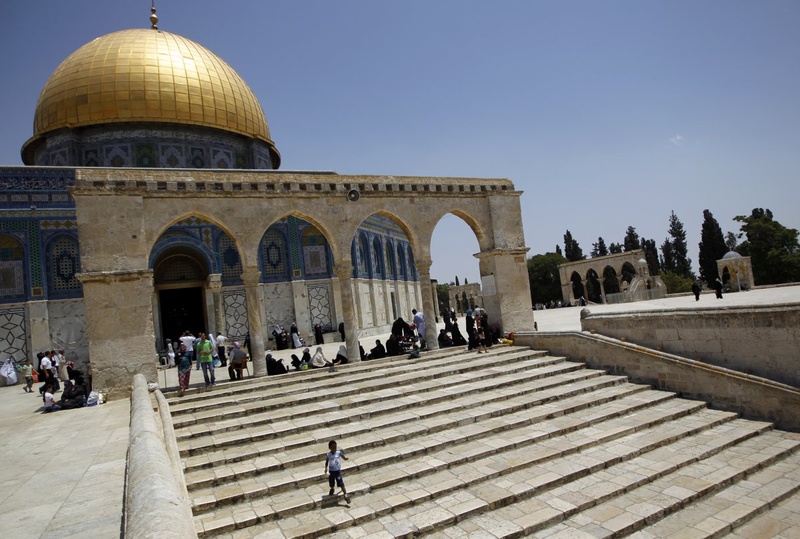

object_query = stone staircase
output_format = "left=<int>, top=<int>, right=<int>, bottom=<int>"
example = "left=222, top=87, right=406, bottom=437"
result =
left=166, top=345, right=800, bottom=538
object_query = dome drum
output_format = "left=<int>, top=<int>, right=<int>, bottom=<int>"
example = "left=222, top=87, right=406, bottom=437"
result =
left=24, top=122, right=276, bottom=169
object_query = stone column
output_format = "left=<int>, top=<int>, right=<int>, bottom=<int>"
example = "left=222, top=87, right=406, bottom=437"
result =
left=475, top=249, right=534, bottom=334
left=78, top=269, right=156, bottom=400
left=241, top=269, right=266, bottom=377
left=207, top=274, right=224, bottom=337
left=599, top=279, right=607, bottom=304
left=334, top=261, right=360, bottom=362
left=415, top=259, right=439, bottom=351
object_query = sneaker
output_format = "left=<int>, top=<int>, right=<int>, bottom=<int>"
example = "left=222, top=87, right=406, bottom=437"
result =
left=329, top=488, right=334, bottom=496
left=344, top=494, right=351, bottom=503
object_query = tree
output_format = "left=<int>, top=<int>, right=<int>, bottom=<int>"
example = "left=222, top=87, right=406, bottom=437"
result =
left=725, top=231, right=738, bottom=251
left=563, top=230, right=585, bottom=261
left=666, top=211, right=693, bottom=279
left=591, top=237, right=608, bottom=258
left=609, top=242, right=623, bottom=254
left=527, top=252, right=567, bottom=304
left=660, top=272, right=694, bottom=294
left=660, top=238, right=675, bottom=274
left=623, top=226, right=640, bottom=252
left=555, top=245, right=563, bottom=257
left=640, top=238, right=660, bottom=275
left=455, top=276, right=460, bottom=286
left=734, top=208, right=800, bottom=285
left=698, top=209, right=728, bottom=282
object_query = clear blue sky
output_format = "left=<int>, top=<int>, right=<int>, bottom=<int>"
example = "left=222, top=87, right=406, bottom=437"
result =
left=3, top=1, right=799, bottom=287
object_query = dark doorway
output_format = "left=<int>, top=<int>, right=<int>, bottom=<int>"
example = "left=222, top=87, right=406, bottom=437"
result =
left=159, top=287, right=205, bottom=349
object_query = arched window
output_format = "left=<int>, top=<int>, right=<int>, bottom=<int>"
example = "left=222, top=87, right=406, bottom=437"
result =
left=46, top=236, right=82, bottom=298
left=218, top=235, right=242, bottom=284
left=396, top=244, right=406, bottom=280
left=358, top=234, right=369, bottom=276
left=406, top=245, right=416, bottom=280
left=372, top=238, right=383, bottom=278
left=0, top=235, right=26, bottom=302
left=385, top=240, right=395, bottom=279
left=261, top=228, right=289, bottom=282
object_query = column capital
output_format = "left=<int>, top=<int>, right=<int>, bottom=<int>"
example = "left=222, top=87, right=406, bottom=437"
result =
left=241, top=268, right=261, bottom=287
left=333, top=261, right=354, bottom=281
left=415, top=258, right=432, bottom=274
left=207, top=273, right=222, bottom=289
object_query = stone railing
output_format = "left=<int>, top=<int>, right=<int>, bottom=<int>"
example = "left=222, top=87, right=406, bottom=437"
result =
left=513, top=331, right=800, bottom=432
left=125, top=374, right=196, bottom=538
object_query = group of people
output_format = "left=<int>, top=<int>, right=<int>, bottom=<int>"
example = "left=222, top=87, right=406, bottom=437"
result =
left=271, top=322, right=305, bottom=350
left=174, top=331, right=252, bottom=396
left=31, top=349, right=90, bottom=413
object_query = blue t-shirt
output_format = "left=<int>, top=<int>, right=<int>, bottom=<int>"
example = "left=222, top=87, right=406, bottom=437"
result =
left=326, top=449, right=345, bottom=472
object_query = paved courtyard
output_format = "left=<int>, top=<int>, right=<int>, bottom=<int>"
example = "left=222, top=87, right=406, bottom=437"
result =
left=0, top=284, right=797, bottom=538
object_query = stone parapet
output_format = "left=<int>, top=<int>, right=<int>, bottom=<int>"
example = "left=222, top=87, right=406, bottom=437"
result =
left=514, top=331, right=800, bottom=432
left=579, top=303, right=800, bottom=388
left=125, top=374, right=196, bottom=538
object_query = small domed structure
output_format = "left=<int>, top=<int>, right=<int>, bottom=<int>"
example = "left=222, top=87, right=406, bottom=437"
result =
left=722, top=250, right=743, bottom=259
left=22, top=27, right=279, bottom=169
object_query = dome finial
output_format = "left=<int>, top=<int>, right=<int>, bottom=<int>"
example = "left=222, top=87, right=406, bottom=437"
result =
left=150, top=1, right=159, bottom=30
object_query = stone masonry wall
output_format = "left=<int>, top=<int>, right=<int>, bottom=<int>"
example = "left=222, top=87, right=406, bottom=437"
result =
left=579, top=304, right=800, bottom=388
left=514, top=331, right=800, bottom=432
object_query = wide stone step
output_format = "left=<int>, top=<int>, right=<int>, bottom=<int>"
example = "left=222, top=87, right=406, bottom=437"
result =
left=184, top=382, right=658, bottom=493
left=169, top=345, right=532, bottom=419
left=718, top=489, right=800, bottom=539
left=172, top=348, right=561, bottom=431
left=182, top=378, right=651, bottom=477
left=178, top=363, right=615, bottom=457
left=192, top=398, right=725, bottom=536
left=628, top=443, right=800, bottom=539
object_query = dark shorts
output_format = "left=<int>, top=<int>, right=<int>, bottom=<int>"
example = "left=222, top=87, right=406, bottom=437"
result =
left=328, top=470, right=344, bottom=488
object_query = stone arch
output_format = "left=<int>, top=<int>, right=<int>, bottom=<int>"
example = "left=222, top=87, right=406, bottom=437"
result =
left=570, top=271, right=584, bottom=302
left=586, top=268, right=601, bottom=303
left=620, top=262, right=636, bottom=289
left=602, top=265, right=620, bottom=295
left=150, top=211, right=247, bottom=269
left=445, top=209, right=490, bottom=252
left=266, top=210, right=340, bottom=265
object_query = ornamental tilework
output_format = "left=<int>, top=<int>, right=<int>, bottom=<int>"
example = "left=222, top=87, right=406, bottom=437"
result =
left=307, top=283, right=332, bottom=329
left=159, top=144, right=186, bottom=168
left=211, top=148, right=233, bottom=169
left=134, top=143, right=157, bottom=167
left=0, top=261, right=25, bottom=298
left=190, top=147, right=206, bottom=168
left=0, top=306, right=28, bottom=361
left=84, top=149, right=100, bottom=166
left=104, top=144, right=132, bottom=167
left=223, top=291, right=248, bottom=340
left=303, top=245, right=327, bottom=276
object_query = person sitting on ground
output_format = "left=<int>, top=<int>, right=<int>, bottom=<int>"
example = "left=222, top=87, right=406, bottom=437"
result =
left=333, top=345, right=348, bottom=365
left=311, top=346, right=331, bottom=368
left=266, top=353, right=288, bottom=375
left=290, top=354, right=302, bottom=371
left=438, top=329, right=453, bottom=348
left=43, top=383, right=60, bottom=413
left=228, top=341, right=249, bottom=380
left=300, top=348, right=313, bottom=370
left=58, top=380, right=86, bottom=409
left=385, top=334, right=402, bottom=357
left=368, top=339, right=386, bottom=360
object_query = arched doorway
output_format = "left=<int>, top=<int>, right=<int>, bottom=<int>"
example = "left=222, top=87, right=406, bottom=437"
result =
left=153, top=247, right=209, bottom=349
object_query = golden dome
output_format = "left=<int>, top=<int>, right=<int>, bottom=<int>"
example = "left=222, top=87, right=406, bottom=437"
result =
left=24, top=28, right=278, bottom=163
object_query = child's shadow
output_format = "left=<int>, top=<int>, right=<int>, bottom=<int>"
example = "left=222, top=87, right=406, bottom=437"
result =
left=320, top=494, right=349, bottom=508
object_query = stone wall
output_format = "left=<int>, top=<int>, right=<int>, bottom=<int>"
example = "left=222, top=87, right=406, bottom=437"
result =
left=513, top=331, right=800, bottom=432
left=579, top=304, right=800, bottom=388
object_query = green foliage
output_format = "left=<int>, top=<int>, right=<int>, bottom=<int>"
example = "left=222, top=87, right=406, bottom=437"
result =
left=623, top=226, right=640, bottom=251
left=640, top=238, right=660, bottom=275
left=563, top=230, right=584, bottom=261
left=527, top=252, right=566, bottom=304
left=667, top=211, right=693, bottom=279
left=609, top=242, right=622, bottom=254
left=436, top=284, right=450, bottom=312
left=734, top=208, right=800, bottom=285
left=591, top=237, right=608, bottom=258
left=698, top=209, right=727, bottom=282
left=660, top=271, right=694, bottom=294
